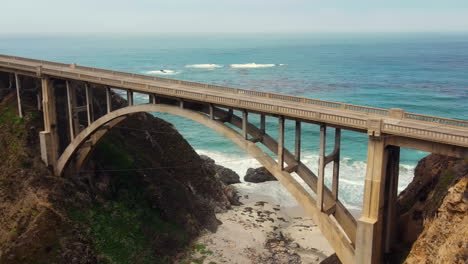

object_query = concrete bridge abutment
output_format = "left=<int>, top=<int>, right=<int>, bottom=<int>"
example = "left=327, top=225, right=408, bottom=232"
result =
left=356, top=136, right=400, bottom=264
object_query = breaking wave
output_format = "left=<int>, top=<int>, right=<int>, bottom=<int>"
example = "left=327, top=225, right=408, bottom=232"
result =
left=230, top=63, right=276, bottom=68
left=185, top=64, right=223, bottom=69
left=145, top=70, right=179, bottom=75
left=197, top=149, right=415, bottom=211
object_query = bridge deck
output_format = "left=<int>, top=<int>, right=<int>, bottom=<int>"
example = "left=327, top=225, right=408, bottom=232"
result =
left=1, top=54, right=467, bottom=148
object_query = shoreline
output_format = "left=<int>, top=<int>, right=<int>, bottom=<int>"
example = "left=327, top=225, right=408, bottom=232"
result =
left=186, top=190, right=335, bottom=264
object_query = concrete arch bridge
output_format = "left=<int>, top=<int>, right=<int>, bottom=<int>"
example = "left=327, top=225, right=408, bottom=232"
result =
left=1, top=54, right=467, bottom=264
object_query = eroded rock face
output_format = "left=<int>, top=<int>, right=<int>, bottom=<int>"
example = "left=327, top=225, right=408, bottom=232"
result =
left=397, top=154, right=468, bottom=263
left=0, top=87, right=238, bottom=263
left=200, top=155, right=241, bottom=185
left=244, top=167, right=278, bottom=183
left=404, top=176, right=468, bottom=264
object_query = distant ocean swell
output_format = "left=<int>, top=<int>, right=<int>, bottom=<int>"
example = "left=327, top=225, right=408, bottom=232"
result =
left=144, top=62, right=286, bottom=75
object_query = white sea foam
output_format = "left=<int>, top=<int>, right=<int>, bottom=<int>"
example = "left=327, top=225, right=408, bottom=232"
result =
left=197, top=149, right=416, bottom=211
left=145, top=69, right=179, bottom=75
left=230, top=63, right=276, bottom=68
left=185, top=64, right=223, bottom=69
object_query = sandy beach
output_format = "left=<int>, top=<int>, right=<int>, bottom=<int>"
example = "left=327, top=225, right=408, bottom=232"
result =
left=187, top=191, right=335, bottom=264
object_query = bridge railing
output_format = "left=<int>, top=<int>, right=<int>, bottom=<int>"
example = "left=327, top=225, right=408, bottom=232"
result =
left=1, top=54, right=467, bottom=131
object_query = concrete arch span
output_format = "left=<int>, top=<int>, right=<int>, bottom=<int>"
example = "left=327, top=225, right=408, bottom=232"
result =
left=55, top=103, right=355, bottom=263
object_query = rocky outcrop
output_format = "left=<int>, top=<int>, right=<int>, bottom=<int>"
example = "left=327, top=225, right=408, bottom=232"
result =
left=397, top=154, right=468, bottom=263
left=0, top=84, right=238, bottom=263
left=397, top=154, right=467, bottom=243
left=201, top=155, right=241, bottom=185
left=244, top=167, right=278, bottom=183
left=404, top=176, right=467, bottom=263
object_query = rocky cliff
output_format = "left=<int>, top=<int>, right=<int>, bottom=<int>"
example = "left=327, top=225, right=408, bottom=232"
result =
left=0, top=76, right=236, bottom=264
left=398, top=154, right=468, bottom=263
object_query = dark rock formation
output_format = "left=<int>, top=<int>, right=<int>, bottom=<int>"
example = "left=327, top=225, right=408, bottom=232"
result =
left=244, top=167, right=278, bottom=183
left=320, top=253, right=341, bottom=264
left=0, top=83, right=237, bottom=263
left=258, top=232, right=301, bottom=264
left=201, top=155, right=241, bottom=185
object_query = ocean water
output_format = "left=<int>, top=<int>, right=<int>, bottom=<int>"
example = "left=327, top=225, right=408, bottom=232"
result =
left=1, top=33, right=467, bottom=210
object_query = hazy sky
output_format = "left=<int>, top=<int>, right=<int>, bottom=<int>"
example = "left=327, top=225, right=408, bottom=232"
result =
left=2, top=0, right=468, bottom=34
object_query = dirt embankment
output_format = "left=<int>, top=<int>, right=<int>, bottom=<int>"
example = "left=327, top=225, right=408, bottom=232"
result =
left=0, top=73, right=236, bottom=264
left=398, top=154, right=468, bottom=263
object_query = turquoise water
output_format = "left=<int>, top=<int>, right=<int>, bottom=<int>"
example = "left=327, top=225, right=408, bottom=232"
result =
left=1, top=33, right=467, bottom=208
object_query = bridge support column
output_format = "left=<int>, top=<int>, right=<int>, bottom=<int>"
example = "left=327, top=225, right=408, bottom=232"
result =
left=260, top=114, right=266, bottom=134
left=14, top=73, right=23, bottom=118
left=66, top=81, right=78, bottom=140
left=85, top=83, right=94, bottom=125
left=278, top=116, right=285, bottom=169
left=106, top=87, right=111, bottom=113
left=356, top=136, right=399, bottom=264
left=383, top=145, right=400, bottom=255
left=39, top=77, right=59, bottom=167
left=149, top=94, right=157, bottom=104
left=209, top=104, right=214, bottom=119
left=317, top=125, right=326, bottom=211
left=127, top=90, right=134, bottom=106
left=332, top=128, right=341, bottom=202
left=317, top=126, right=341, bottom=214
left=242, top=110, right=248, bottom=139
left=295, top=121, right=301, bottom=161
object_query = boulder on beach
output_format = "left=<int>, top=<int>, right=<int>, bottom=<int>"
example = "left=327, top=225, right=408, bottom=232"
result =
left=201, top=155, right=241, bottom=185
left=244, top=167, right=278, bottom=183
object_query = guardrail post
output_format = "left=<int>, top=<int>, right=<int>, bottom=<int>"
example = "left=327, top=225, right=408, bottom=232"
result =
left=278, top=116, right=285, bottom=170
left=367, top=119, right=382, bottom=137
left=389, top=108, right=405, bottom=119
left=36, top=66, right=42, bottom=77
left=14, top=73, right=23, bottom=118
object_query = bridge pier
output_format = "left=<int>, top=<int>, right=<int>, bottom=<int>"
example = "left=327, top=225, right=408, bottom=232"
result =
left=317, top=126, right=341, bottom=214
left=278, top=116, right=285, bottom=170
left=295, top=121, right=301, bottom=161
left=105, top=87, right=111, bottom=113
left=39, top=77, right=59, bottom=167
left=85, top=83, right=94, bottom=125
left=355, top=136, right=400, bottom=264
left=66, top=80, right=78, bottom=140
left=126, top=90, right=133, bottom=106
left=14, top=73, right=23, bottom=118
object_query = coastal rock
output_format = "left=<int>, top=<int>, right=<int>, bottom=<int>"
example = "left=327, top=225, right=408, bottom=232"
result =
left=398, top=154, right=468, bottom=263
left=201, top=155, right=241, bottom=185
left=244, top=167, right=278, bottom=183
left=0, top=85, right=237, bottom=263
